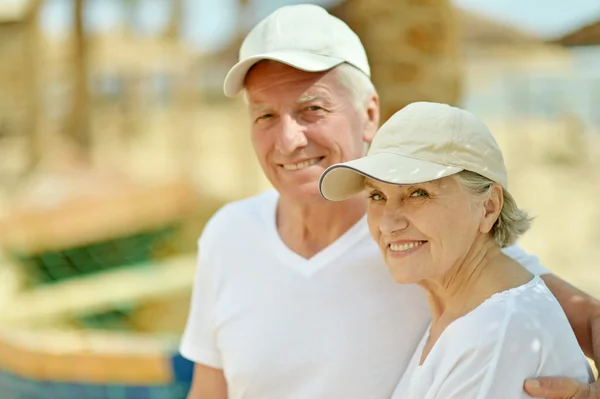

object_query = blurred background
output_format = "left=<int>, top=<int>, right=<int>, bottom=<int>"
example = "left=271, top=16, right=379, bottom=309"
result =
left=0, top=0, right=598, bottom=397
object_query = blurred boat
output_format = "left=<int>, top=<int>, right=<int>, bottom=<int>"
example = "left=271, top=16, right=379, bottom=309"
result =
left=0, top=147, right=207, bottom=398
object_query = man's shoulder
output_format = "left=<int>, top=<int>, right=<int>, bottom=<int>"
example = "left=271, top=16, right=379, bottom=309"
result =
left=211, top=189, right=276, bottom=219
left=200, top=189, right=278, bottom=243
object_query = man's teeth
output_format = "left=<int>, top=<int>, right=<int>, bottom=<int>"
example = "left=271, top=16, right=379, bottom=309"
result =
left=390, top=242, right=425, bottom=252
left=282, top=158, right=320, bottom=170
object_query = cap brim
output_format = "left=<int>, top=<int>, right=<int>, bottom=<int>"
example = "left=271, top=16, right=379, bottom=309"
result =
left=223, top=50, right=345, bottom=97
left=319, top=153, right=464, bottom=201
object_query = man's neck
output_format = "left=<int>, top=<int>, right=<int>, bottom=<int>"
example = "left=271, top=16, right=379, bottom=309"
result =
left=276, top=194, right=367, bottom=259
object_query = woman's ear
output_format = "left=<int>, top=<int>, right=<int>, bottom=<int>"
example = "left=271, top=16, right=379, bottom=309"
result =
left=363, top=94, right=380, bottom=144
left=480, top=184, right=504, bottom=234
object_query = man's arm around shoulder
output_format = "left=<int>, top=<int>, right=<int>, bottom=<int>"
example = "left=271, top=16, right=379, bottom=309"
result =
left=511, top=243, right=600, bottom=398
left=186, top=363, right=228, bottom=399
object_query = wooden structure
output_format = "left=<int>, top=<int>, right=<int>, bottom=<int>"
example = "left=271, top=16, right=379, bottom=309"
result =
left=0, top=326, right=193, bottom=398
left=554, top=19, right=600, bottom=47
left=0, top=0, right=43, bottom=173
left=0, top=151, right=201, bottom=398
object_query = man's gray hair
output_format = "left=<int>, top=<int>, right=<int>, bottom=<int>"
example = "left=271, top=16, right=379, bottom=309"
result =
left=453, top=170, right=533, bottom=248
left=240, top=62, right=377, bottom=110
left=333, top=63, right=377, bottom=111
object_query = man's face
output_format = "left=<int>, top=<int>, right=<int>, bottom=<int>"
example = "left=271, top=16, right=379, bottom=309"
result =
left=245, top=61, right=377, bottom=203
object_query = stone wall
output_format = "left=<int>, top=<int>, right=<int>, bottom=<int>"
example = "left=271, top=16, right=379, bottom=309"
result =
left=329, top=0, right=463, bottom=123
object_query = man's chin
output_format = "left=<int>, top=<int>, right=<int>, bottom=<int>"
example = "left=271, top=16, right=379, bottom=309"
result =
left=277, top=183, right=327, bottom=205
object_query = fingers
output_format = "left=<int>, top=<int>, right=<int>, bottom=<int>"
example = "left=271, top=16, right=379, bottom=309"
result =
left=523, top=377, right=592, bottom=399
left=591, top=316, right=600, bottom=367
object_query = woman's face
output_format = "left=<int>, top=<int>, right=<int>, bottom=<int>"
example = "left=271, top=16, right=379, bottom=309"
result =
left=365, top=176, right=497, bottom=285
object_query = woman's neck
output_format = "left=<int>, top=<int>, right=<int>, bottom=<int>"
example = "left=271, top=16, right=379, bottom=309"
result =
left=420, top=238, right=533, bottom=325
left=416, top=238, right=534, bottom=365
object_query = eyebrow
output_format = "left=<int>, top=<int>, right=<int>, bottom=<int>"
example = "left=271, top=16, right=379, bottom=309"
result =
left=250, top=104, right=272, bottom=113
left=364, top=179, right=379, bottom=190
left=297, top=93, right=332, bottom=104
left=249, top=94, right=329, bottom=112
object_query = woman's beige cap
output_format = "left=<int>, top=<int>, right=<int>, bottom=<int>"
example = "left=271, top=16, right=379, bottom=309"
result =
left=319, top=102, right=508, bottom=201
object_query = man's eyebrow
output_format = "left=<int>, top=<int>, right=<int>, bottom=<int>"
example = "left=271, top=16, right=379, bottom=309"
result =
left=297, top=93, right=331, bottom=104
left=250, top=104, right=272, bottom=113
left=249, top=94, right=332, bottom=112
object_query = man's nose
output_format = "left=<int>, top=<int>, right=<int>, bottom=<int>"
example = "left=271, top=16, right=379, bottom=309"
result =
left=275, top=114, right=307, bottom=155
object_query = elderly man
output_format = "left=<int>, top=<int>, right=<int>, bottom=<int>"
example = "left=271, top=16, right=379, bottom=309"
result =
left=180, top=4, right=600, bottom=399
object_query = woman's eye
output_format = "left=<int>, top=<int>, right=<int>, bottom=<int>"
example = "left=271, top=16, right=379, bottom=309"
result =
left=410, top=189, right=429, bottom=198
left=368, top=193, right=384, bottom=201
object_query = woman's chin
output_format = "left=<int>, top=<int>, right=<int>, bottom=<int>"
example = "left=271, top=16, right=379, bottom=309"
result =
left=388, top=270, right=418, bottom=285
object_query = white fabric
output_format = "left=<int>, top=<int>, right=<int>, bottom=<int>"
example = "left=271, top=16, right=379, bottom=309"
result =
left=391, top=276, right=593, bottom=399
left=180, top=189, right=552, bottom=399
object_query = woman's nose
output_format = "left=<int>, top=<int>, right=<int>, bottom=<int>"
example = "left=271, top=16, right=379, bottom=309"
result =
left=379, top=204, right=409, bottom=235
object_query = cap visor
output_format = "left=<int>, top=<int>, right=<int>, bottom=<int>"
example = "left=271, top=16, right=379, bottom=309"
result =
left=223, top=51, right=344, bottom=97
left=319, top=152, right=464, bottom=201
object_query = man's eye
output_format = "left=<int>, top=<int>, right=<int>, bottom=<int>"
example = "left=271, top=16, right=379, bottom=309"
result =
left=305, top=106, right=323, bottom=112
left=256, top=114, right=273, bottom=121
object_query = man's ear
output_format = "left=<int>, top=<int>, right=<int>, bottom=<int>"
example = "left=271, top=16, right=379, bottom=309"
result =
left=363, top=94, right=380, bottom=144
left=480, top=184, right=504, bottom=234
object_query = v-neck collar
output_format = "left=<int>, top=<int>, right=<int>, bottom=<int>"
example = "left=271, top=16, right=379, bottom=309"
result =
left=261, top=190, right=369, bottom=277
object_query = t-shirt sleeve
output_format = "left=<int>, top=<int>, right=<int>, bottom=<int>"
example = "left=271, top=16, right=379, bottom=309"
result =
left=502, top=243, right=550, bottom=276
left=424, top=306, right=549, bottom=399
left=179, top=233, right=222, bottom=369
left=428, top=342, right=534, bottom=398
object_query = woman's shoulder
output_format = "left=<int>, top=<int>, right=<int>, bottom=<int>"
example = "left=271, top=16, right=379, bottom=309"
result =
left=424, top=275, right=594, bottom=390
left=437, top=275, right=588, bottom=372
left=446, top=276, right=566, bottom=344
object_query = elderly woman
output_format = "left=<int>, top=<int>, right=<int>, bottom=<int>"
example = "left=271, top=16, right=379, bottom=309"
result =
left=319, top=102, right=593, bottom=399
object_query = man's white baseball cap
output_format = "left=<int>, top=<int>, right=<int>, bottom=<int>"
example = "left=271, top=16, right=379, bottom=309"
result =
left=319, top=102, right=509, bottom=201
left=223, top=4, right=371, bottom=97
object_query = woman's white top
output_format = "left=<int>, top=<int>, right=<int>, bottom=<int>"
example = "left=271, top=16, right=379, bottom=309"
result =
left=391, top=275, right=593, bottom=399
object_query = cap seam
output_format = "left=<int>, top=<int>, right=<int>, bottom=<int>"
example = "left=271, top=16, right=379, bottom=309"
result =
left=444, top=107, right=459, bottom=165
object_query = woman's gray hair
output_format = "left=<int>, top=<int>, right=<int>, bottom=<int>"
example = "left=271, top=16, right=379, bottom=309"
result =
left=453, top=170, right=533, bottom=248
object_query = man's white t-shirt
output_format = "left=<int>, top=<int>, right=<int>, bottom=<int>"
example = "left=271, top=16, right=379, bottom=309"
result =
left=180, top=189, right=554, bottom=399
left=391, top=276, right=593, bottom=399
